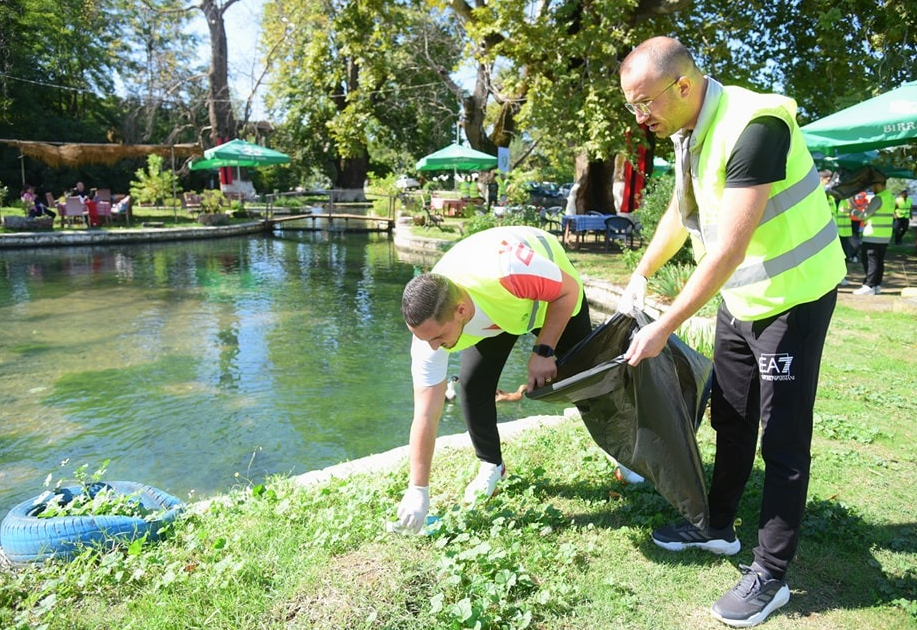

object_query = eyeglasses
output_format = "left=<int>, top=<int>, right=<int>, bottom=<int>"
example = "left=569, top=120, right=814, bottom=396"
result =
left=624, top=78, right=680, bottom=116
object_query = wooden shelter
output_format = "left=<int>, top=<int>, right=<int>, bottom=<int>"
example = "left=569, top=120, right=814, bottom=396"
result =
left=1, top=140, right=202, bottom=168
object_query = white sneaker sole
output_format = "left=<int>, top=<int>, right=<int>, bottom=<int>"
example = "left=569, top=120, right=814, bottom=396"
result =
left=710, top=583, right=790, bottom=627
left=652, top=537, right=741, bottom=556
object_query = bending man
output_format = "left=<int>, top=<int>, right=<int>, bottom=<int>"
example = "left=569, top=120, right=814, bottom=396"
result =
left=397, top=225, right=595, bottom=532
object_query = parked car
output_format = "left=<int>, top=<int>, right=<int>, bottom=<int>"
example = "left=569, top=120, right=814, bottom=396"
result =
left=527, top=181, right=563, bottom=206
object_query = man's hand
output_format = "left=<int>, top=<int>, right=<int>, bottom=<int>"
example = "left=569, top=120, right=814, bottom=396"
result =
left=397, top=485, right=429, bottom=533
left=527, top=354, right=558, bottom=391
left=623, top=320, right=670, bottom=366
left=617, top=274, right=647, bottom=315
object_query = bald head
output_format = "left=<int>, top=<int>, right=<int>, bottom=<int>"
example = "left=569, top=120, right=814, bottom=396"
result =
left=618, top=37, right=706, bottom=136
left=619, top=37, right=699, bottom=84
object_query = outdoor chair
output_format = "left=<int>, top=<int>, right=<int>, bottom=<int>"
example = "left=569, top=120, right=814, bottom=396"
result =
left=61, top=196, right=89, bottom=228
left=96, top=188, right=112, bottom=203
left=424, top=207, right=445, bottom=230
left=95, top=201, right=113, bottom=225
left=111, top=195, right=132, bottom=224
left=539, top=206, right=564, bottom=235
left=604, top=215, right=642, bottom=251
left=46, top=192, right=62, bottom=214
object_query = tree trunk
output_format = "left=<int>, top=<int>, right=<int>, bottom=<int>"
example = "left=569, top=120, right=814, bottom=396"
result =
left=201, top=0, right=238, bottom=145
left=334, top=153, right=369, bottom=202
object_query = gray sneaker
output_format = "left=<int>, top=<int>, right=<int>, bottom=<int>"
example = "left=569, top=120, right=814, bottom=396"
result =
left=711, top=564, right=790, bottom=627
left=651, top=521, right=740, bottom=555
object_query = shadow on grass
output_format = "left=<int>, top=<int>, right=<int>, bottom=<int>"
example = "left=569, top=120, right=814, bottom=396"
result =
left=504, top=462, right=915, bottom=619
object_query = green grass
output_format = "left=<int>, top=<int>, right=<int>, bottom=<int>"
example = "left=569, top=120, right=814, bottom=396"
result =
left=1, top=301, right=915, bottom=629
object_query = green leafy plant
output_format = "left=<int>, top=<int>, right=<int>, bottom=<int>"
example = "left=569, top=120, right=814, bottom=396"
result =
left=633, top=174, right=695, bottom=266
left=130, top=155, right=182, bottom=206
left=200, top=189, right=228, bottom=213
left=649, top=262, right=695, bottom=300
left=36, top=460, right=157, bottom=521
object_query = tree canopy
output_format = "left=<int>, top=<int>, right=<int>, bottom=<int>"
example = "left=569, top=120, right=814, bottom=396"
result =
left=1, top=0, right=914, bottom=202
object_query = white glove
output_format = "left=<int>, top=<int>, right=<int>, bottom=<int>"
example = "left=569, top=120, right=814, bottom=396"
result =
left=396, top=485, right=429, bottom=533
left=617, top=274, right=647, bottom=315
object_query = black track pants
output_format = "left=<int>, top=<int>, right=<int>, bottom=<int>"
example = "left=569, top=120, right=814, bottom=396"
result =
left=707, top=289, right=837, bottom=580
left=458, top=296, right=592, bottom=465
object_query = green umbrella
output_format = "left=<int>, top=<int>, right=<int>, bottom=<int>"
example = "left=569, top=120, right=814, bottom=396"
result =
left=811, top=150, right=915, bottom=179
left=801, top=80, right=917, bottom=154
left=416, top=143, right=498, bottom=171
left=189, top=139, right=290, bottom=170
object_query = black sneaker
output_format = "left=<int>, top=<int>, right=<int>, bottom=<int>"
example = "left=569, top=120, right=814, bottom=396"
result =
left=711, top=564, right=790, bottom=627
left=651, top=521, right=741, bottom=555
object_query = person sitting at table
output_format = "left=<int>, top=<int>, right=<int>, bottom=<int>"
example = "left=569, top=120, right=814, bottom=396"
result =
left=111, top=195, right=131, bottom=217
left=72, top=181, right=101, bottom=227
left=21, top=184, right=57, bottom=219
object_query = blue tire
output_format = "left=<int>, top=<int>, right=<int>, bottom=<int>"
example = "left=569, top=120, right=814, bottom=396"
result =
left=0, top=481, right=184, bottom=563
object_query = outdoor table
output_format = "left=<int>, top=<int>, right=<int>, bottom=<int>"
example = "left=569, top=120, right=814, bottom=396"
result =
left=431, top=196, right=466, bottom=217
left=562, top=214, right=612, bottom=248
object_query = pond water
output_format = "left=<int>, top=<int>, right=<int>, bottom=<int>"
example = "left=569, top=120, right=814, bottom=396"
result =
left=0, top=231, right=557, bottom=510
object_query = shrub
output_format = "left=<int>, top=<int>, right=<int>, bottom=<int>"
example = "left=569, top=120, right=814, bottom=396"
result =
left=200, top=189, right=227, bottom=213
left=634, top=174, right=695, bottom=267
left=649, top=262, right=694, bottom=300
left=130, top=155, right=182, bottom=206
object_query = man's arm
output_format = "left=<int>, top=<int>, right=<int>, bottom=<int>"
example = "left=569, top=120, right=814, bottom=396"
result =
left=634, top=194, right=690, bottom=280
left=527, top=269, right=580, bottom=389
left=407, top=380, right=447, bottom=487
left=855, top=195, right=882, bottom=221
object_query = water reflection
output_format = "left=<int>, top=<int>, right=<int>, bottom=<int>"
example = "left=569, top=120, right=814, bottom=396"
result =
left=0, top=233, right=552, bottom=508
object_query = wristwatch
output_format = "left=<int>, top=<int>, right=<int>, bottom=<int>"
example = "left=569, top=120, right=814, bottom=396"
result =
left=531, top=344, right=555, bottom=358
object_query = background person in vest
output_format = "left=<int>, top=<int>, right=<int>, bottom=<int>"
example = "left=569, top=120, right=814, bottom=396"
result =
left=617, top=37, right=845, bottom=628
left=836, top=196, right=857, bottom=263
left=397, top=226, right=628, bottom=533
left=893, top=189, right=911, bottom=245
left=819, top=170, right=850, bottom=284
left=851, top=178, right=894, bottom=295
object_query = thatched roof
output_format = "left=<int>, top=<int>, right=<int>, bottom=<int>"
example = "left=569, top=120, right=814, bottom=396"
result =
left=1, top=139, right=202, bottom=168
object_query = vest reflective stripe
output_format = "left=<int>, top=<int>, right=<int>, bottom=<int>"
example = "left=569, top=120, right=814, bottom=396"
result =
left=432, top=226, right=582, bottom=352
left=688, top=84, right=846, bottom=320
left=835, top=199, right=852, bottom=237
left=862, top=189, right=895, bottom=243
left=699, top=166, right=821, bottom=242
left=724, top=217, right=839, bottom=289
left=525, top=231, right=556, bottom=330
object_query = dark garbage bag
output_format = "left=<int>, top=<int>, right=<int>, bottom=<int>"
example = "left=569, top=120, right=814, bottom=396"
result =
left=528, top=311, right=713, bottom=529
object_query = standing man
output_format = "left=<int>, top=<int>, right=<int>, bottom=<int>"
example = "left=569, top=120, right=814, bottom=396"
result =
left=396, top=226, right=601, bottom=533
left=819, top=170, right=851, bottom=281
left=852, top=178, right=895, bottom=295
left=617, top=37, right=845, bottom=627
left=893, top=189, right=912, bottom=245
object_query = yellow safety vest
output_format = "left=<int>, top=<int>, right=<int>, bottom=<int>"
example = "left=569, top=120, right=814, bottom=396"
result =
left=687, top=85, right=846, bottom=320
left=432, top=226, right=584, bottom=352
left=861, top=189, right=895, bottom=244
left=835, top=198, right=852, bottom=238
left=894, top=196, right=911, bottom=220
